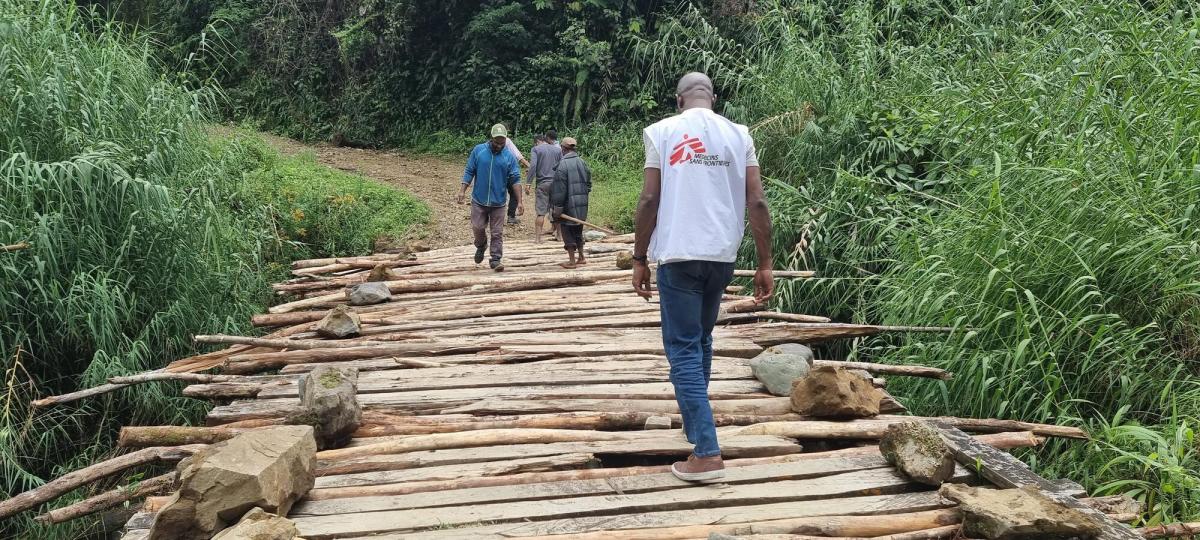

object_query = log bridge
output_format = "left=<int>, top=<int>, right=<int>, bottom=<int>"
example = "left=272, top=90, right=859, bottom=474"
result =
left=7, top=236, right=1177, bottom=540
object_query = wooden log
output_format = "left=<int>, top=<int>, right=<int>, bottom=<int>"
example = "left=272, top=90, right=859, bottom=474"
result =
left=118, top=426, right=246, bottom=448
left=733, top=269, right=815, bottom=278
left=512, top=509, right=960, bottom=540
left=929, top=420, right=1140, bottom=540
left=106, top=372, right=241, bottom=385
left=268, top=271, right=629, bottom=313
left=34, top=473, right=175, bottom=524
left=888, top=415, right=1086, bottom=439
left=1, top=242, right=30, bottom=252
left=755, top=312, right=833, bottom=323
left=350, top=411, right=794, bottom=437
left=314, top=453, right=598, bottom=490
left=305, top=431, right=1039, bottom=502
left=1135, top=523, right=1200, bottom=539
left=871, top=524, right=963, bottom=540
left=295, top=455, right=889, bottom=516
left=813, top=361, right=950, bottom=380
left=291, top=469, right=968, bottom=539
left=500, top=339, right=763, bottom=358
left=0, top=445, right=203, bottom=520
left=316, top=427, right=784, bottom=461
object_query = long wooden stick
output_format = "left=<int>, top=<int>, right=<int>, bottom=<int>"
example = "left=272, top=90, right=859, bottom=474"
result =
left=1135, top=523, right=1200, bottom=539
left=0, top=445, right=203, bottom=519
left=556, top=214, right=617, bottom=235
left=1, top=242, right=30, bottom=252
left=34, top=473, right=175, bottom=524
left=107, top=372, right=240, bottom=385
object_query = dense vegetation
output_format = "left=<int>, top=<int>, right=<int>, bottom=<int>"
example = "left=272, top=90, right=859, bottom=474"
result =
left=0, top=3, right=425, bottom=537
left=3, top=0, right=1198, bottom=536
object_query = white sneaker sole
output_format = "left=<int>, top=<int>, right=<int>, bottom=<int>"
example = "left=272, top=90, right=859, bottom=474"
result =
left=671, top=463, right=725, bottom=482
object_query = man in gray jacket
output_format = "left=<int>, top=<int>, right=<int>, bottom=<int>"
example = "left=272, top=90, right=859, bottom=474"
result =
left=550, top=137, right=592, bottom=268
left=528, top=130, right=563, bottom=243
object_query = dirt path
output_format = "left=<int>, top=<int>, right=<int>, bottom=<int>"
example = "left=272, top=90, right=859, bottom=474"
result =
left=257, top=132, right=543, bottom=249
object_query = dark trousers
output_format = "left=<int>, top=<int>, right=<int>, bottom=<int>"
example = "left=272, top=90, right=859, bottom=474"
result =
left=561, top=223, right=584, bottom=250
left=656, top=260, right=735, bottom=457
left=507, top=185, right=519, bottom=219
left=470, top=202, right=505, bottom=262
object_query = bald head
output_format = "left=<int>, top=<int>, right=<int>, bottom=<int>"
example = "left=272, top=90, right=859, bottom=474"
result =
left=676, top=72, right=715, bottom=110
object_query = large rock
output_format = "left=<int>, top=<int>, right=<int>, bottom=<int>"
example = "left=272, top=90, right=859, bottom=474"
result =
left=749, top=343, right=813, bottom=396
left=297, top=366, right=361, bottom=449
left=314, top=305, right=361, bottom=339
left=211, top=508, right=299, bottom=540
left=615, top=250, right=634, bottom=270
left=940, top=484, right=1101, bottom=540
left=406, top=239, right=432, bottom=252
left=346, top=282, right=391, bottom=305
left=878, top=421, right=955, bottom=486
left=583, top=230, right=607, bottom=242
left=149, top=426, right=317, bottom=540
left=789, top=365, right=883, bottom=418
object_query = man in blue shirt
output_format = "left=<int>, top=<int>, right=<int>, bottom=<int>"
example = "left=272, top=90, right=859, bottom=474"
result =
left=458, top=123, right=523, bottom=271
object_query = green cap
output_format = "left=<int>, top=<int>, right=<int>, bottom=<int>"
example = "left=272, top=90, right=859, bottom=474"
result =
left=490, top=123, right=508, bottom=138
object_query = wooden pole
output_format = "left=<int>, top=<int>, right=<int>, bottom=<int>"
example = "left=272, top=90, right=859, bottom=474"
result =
left=1135, top=523, right=1200, bottom=539
left=34, top=473, right=175, bottom=524
left=107, top=372, right=241, bottom=385
left=1, top=242, right=30, bottom=252
left=0, top=445, right=203, bottom=520
left=118, top=426, right=246, bottom=448
left=556, top=214, right=617, bottom=235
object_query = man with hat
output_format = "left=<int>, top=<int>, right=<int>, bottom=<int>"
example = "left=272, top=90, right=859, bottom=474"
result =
left=458, top=123, right=523, bottom=271
left=549, top=136, right=591, bottom=268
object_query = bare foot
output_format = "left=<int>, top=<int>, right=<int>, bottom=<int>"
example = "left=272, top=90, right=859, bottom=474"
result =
left=576, top=259, right=587, bottom=266
left=559, top=262, right=577, bottom=269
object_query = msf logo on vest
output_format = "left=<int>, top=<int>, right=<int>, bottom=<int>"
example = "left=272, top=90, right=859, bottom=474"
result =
left=669, top=134, right=731, bottom=167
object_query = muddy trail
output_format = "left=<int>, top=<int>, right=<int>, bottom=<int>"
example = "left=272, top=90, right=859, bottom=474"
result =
left=259, top=132, right=544, bottom=249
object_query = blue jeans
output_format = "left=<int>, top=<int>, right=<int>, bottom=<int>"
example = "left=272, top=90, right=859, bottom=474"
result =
left=657, top=260, right=735, bottom=458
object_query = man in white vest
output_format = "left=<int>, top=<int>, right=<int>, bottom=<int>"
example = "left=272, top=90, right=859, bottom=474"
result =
left=631, top=72, right=774, bottom=481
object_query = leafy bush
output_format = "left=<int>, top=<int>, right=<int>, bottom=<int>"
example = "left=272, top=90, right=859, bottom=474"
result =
left=228, top=135, right=430, bottom=261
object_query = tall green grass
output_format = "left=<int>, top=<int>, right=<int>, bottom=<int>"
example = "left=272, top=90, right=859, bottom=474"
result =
left=0, top=3, right=427, bottom=537
left=715, top=0, right=1200, bottom=523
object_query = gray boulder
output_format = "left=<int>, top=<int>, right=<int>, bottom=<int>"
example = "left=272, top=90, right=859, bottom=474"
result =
left=314, top=305, right=361, bottom=338
left=749, top=343, right=814, bottom=396
left=149, top=426, right=317, bottom=540
left=583, top=230, right=607, bottom=242
left=878, top=421, right=955, bottom=486
left=346, top=282, right=391, bottom=305
left=940, top=484, right=1101, bottom=540
left=615, top=251, right=634, bottom=270
left=296, top=366, right=361, bottom=449
left=211, top=508, right=299, bottom=540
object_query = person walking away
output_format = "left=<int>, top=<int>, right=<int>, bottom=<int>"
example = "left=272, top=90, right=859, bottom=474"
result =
left=550, top=137, right=591, bottom=268
left=631, top=72, right=774, bottom=481
left=528, top=130, right=563, bottom=243
left=504, top=126, right=531, bottom=225
left=459, top=123, right=523, bottom=271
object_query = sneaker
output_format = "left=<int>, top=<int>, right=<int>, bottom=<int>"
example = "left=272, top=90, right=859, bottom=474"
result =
left=671, top=454, right=724, bottom=482
left=490, top=259, right=505, bottom=272
left=474, top=245, right=486, bottom=264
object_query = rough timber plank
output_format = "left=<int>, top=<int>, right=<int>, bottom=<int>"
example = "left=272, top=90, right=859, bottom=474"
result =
left=205, top=380, right=770, bottom=423
left=314, top=453, right=596, bottom=489
left=400, top=492, right=948, bottom=538
left=314, top=435, right=802, bottom=488
left=930, top=420, right=1141, bottom=540
left=501, top=340, right=763, bottom=358
left=292, top=467, right=970, bottom=538
left=294, top=455, right=889, bottom=516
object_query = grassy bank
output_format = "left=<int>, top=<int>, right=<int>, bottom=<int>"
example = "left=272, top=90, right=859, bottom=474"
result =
left=0, top=3, right=426, bottom=537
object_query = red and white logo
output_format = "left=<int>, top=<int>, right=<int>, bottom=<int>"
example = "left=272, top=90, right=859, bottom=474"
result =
left=669, top=134, right=707, bottom=166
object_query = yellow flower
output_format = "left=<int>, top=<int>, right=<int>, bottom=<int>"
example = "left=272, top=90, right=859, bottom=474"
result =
left=291, top=208, right=305, bottom=222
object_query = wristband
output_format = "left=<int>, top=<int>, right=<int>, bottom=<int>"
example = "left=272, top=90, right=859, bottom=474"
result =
left=631, top=254, right=648, bottom=264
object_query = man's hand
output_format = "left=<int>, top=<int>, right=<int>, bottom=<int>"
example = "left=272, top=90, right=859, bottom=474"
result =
left=456, top=192, right=465, bottom=205
left=753, top=267, right=774, bottom=304
left=632, top=261, right=653, bottom=300
left=517, top=203, right=525, bottom=216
